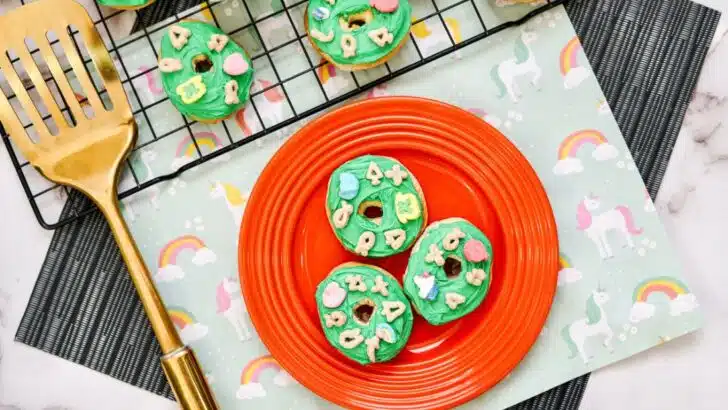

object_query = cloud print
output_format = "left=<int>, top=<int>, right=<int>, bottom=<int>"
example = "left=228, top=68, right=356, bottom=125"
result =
left=563, top=67, right=591, bottom=90
left=273, top=370, right=296, bottom=387
left=179, top=323, right=209, bottom=343
left=323, top=75, right=350, bottom=96
left=553, top=158, right=583, bottom=175
left=557, top=267, right=582, bottom=286
left=192, top=247, right=217, bottom=266
left=210, top=152, right=232, bottom=164
left=670, top=293, right=699, bottom=316
left=598, top=101, right=611, bottom=116
left=170, top=156, right=193, bottom=170
left=236, top=382, right=267, bottom=400
left=155, top=265, right=185, bottom=282
left=484, top=114, right=503, bottom=129
left=629, top=302, right=656, bottom=324
left=592, top=143, right=618, bottom=161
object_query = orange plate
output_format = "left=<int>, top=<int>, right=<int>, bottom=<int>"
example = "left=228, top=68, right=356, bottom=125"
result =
left=239, top=97, right=558, bottom=410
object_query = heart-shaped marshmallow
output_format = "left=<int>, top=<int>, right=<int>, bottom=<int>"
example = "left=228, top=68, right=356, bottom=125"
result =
left=338, top=172, right=359, bottom=200
left=323, top=281, right=347, bottom=308
left=223, top=53, right=249, bottom=76
left=370, top=0, right=399, bottom=13
left=464, top=239, right=489, bottom=262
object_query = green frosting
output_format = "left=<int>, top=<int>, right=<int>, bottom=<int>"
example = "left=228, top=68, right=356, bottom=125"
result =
left=316, top=264, right=413, bottom=365
left=403, top=218, right=493, bottom=325
left=97, top=0, right=152, bottom=8
left=326, top=155, right=425, bottom=258
left=306, top=0, right=411, bottom=67
left=159, top=21, right=254, bottom=121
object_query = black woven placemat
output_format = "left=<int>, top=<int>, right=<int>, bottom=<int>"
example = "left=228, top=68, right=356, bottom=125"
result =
left=14, top=0, right=720, bottom=407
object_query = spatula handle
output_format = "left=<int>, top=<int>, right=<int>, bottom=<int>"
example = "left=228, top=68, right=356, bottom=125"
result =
left=162, top=346, right=219, bottom=410
left=98, top=196, right=218, bottom=410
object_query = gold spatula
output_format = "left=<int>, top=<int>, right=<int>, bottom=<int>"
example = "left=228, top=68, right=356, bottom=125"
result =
left=0, top=1, right=217, bottom=408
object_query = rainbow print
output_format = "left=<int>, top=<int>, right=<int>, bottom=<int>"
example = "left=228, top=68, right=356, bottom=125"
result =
left=241, top=355, right=281, bottom=385
left=558, top=253, right=572, bottom=269
left=560, top=36, right=590, bottom=89
left=556, top=252, right=582, bottom=285
left=410, top=17, right=432, bottom=39
left=199, top=2, right=215, bottom=21
left=235, top=109, right=254, bottom=137
left=158, top=235, right=207, bottom=268
left=557, top=129, right=607, bottom=160
left=317, top=59, right=337, bottom=84
left=466, top=108, right=503, bottom=128
left=553, top=129, right=618, bottom=175
left=633, top=277, right=689, bottom=302
left=168, top=306, right=209, bottom=342
left=445, top=17, right=461, bottom=44
left=560, top=36, right=582, bottom=76
left=168, top=307, right=196, bottom=330
left=176, top=132, right=222, bottom=158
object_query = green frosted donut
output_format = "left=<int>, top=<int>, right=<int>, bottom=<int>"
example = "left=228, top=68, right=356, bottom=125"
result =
left=403, top=218, right=494, bottom=325
left=316, top=263, right=413, bottom=365
left=97, top=0, right=154, bottom=9
left=159, top=21, right=254, bottom=122
left=305, top=0, right=412, bottom=69
left=326, top=155, right=426, bottom=258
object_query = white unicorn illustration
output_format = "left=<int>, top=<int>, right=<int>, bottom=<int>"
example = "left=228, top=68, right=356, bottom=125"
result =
left=217, top=276, right=252, bottom=341
left=490, top=28, right=541, bottom=103
left=577, top=195, right=643, bottom=259
left=253, top=79, right=286, bottom=130
left=210, top=181, right=248, bottom=227
left=561, top=289, right=613, bottom=363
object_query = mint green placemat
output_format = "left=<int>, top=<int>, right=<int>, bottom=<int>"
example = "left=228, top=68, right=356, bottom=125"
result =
left=111, top=4, right=703, bottom=409
left=13, top=0, right=718, bottom=408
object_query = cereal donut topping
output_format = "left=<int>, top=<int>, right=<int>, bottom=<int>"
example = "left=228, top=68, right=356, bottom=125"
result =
left=326, top=155, right=427, bottom=258
left=97, top=0, right=154, bottom=10
left=403, top=218, right=494, bottom=325
left=305, top=0, right=412, bottom=69
left=316, top=263, right=414, bottom=365
left=159, top=21, right=254, bottom=122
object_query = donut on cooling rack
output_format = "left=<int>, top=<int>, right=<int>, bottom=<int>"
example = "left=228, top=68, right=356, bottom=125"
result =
left=326, top=155, right=427, bottom=258
left=316, top=263, right=414, bottom=365
left=493, top=0, right=543, bottom=6
left=403, top=218, right=494, bottom=325
left=97, top=0, right=156, bottom=10
left=305, top=0, right=412, bottom=70
left=158, top=21, right=254, bottom=123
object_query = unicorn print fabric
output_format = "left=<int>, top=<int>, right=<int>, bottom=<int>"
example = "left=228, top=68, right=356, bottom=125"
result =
left=490, top=28, right=541, bottom=103
left=119, top=4, right=701, bottom=410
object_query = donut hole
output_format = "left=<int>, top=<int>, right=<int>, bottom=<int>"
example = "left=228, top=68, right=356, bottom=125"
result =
left=192, top=54, right=214, bottom=73
left=353, top=299, right=376, bottom=325
left=340, top=10, right=374, bottom=31
left=444, top=256, right=462, bottom=279
left=358, top=200, right=383, bottom=225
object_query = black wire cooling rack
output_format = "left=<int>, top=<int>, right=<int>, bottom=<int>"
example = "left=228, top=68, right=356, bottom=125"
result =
left=1, top=0, right=566, bottom=229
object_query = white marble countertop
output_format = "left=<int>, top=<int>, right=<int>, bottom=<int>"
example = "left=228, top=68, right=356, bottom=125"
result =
left=1, top=1, right=726, bottom=409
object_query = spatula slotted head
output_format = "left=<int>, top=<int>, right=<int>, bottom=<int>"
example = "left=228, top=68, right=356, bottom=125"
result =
left=0, top=0, right=135, bottom=188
